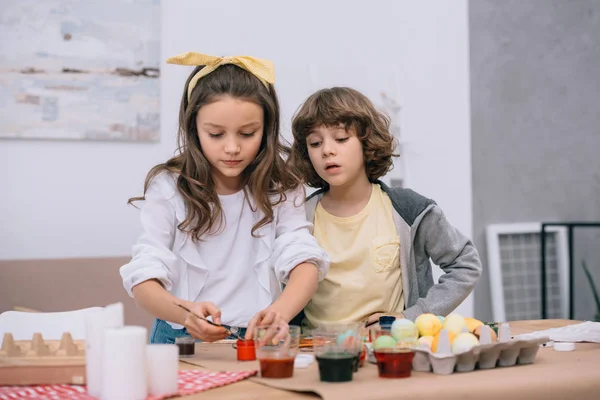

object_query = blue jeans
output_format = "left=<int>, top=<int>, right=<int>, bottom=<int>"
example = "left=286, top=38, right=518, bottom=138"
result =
left=149, top=319, right=247, bottom=344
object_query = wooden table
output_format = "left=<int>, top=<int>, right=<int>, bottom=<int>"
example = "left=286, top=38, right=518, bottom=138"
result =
left=175, top=320, right=600, bottom=400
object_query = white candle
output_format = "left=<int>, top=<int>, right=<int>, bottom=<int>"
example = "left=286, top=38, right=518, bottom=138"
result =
left=146, top=344, right=179, bottom=396
left=85, top=303, right=124, bottom=398
left=101, top=326, right=147, bottom=400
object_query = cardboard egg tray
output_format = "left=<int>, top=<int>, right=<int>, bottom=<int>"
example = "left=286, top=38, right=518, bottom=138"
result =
left=366, top=324, right=550, bottom=375
left=410, top=336, right=549, bottom=374
left=367, top=336, right=549, bottom=374
left=0, top=332, right=86, bottom=385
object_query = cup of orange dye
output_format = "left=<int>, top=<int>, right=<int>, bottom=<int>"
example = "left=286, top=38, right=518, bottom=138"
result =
left=235, top=339, right=256, bottom=361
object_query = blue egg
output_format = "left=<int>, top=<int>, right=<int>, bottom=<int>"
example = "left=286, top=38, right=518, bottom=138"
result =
left=336, top=329, right=354, bottom=346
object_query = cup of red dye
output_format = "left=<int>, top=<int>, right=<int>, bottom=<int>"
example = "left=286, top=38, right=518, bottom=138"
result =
left=371, top=327, right=416, bottom=378
left=374, top=348, right=415, bottom=378
left=254, top=325, right=300, bottom=378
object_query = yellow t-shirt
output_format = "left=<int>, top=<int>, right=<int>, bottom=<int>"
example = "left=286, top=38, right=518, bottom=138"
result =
left=304, top=184, right=404, bottom=329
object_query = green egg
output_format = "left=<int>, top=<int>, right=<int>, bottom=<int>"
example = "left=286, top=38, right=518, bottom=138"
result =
left=373, top=335, right=396, bottom=350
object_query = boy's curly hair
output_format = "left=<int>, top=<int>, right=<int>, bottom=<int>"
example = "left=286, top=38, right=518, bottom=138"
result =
left=289, top=87, right=398, bottom=189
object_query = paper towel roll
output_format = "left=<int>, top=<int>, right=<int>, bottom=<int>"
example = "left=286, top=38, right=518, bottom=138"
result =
left=101, top=326, right=147, bottom=400
left=85, top=303, right=124, bottom=398
left=147, top=344, right=179, bottom=396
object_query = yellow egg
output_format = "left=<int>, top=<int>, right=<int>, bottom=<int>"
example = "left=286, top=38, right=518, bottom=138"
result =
left=390, top=318, right=418, bottom=341
left=443, top=314, right=468, bottom=336
left=415, top=313, right=442, bottom=337
left=451, top=332, right=480, bottom=354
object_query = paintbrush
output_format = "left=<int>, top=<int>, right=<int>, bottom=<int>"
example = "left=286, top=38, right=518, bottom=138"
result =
left=175, top=303, right=227, bottom=329
left=174, top=302, right=243, bottom=339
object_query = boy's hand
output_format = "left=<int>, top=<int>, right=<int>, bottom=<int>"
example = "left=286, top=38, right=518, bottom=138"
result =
left=183, top=302, right=229, bottom=342
left=365, top=312, right=405, bottom=327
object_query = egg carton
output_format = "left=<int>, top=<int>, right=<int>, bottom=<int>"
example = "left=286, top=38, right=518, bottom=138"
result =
left=0, top=332, right=86, bottom=385
left=367, top=324, right=550, bottom=375
left=410, top=336, right=549, bottom=374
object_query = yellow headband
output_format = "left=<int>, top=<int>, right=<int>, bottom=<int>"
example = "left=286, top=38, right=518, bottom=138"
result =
left=166, top=52, right=275, bottom=101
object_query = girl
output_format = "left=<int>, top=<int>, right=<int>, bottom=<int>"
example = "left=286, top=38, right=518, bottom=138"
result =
left=120, top=53, right=329, bottom=344
left=289, top=87, right=481, bottom=329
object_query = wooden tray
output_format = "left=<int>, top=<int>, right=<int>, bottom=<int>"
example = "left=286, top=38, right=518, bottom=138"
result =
left=0, top=333, right=86, bottom=385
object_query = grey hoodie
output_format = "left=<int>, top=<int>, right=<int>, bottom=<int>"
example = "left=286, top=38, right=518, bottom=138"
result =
left=303, top=181, right=482, bottom=321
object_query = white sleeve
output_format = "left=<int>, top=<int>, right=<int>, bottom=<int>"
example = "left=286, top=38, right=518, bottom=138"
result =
left=270, top=188, right=330, bottom=284
left=120, top=174, right=180, bottom=297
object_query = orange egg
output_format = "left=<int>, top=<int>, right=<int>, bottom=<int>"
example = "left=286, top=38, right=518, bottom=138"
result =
left=474, top=325, right=498, bottom=342
left=465, top=317, right=484, bottom=333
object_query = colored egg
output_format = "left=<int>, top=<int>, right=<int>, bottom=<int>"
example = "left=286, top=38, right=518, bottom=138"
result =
left=443, top=314, right=468, bottom=336
left=415, top=313, right=442, bottom=337
left=337, top=329, right=357, bottom=345
left=417, top=335, right=434, bottom=350
left=451, top=332, right=480, bottom=354
left=390, top=318, right=418, bottom=341
left=465, top=317, right=484, bottom=333
left=336, top=330, right=351, bottom=346
left=474, top=325, right=497, bottom=342
left=373, top=335, right=397, bottom=350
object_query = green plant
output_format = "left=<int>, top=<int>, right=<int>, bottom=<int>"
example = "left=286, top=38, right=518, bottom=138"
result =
left=582, top=260, right=600, bottom=322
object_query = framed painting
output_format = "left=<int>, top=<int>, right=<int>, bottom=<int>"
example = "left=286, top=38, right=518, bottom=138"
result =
left=0, top=0, right=160, bottom=142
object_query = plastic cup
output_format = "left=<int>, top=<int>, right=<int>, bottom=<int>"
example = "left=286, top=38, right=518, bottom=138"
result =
left=174, top=336, right=195, bottom=358
left=371, top=327, right=416, bottom=378
left=313, top=327, right=357, bottom=383
left=235, top=339, right=256, bottom=361
left=254, top=325, right=300, bottom=378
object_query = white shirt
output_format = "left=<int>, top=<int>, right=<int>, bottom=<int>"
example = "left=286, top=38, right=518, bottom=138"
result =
left=120, top=173, right=330, bottom=328
left=196, top=190, right=260, bottom=326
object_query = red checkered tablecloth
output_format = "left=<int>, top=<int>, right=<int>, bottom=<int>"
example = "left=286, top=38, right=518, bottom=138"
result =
left=0, top=369, right=257, bottom=399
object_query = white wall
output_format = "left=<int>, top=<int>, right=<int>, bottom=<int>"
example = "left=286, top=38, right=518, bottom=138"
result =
left=0, top=0, right=473, bottom=314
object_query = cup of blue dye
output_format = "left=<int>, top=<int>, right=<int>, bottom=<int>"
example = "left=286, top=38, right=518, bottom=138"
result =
left=379, top=316, right=396, bottom=333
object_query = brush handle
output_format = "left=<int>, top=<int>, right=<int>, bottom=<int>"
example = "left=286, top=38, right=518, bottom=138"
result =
left=174, top=303, right=225, bottom=329
left=174, top=302, right=245, bottom=339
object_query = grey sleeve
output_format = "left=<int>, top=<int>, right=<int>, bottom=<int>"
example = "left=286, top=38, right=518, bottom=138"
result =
left=304, top=194, right=320, bottom=224
left=402, top=205, right=482, bottom=320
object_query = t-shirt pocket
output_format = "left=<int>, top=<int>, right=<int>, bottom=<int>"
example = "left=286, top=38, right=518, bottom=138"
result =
left=372, top=236, right=401, bottom=273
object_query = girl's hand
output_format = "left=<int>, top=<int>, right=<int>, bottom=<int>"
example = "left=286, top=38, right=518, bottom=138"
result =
left=245, top=307, right=288, bottom=343
left=183, top=302, right=230, bottom=342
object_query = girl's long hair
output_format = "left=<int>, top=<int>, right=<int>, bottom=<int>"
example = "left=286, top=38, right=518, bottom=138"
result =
left=129, top=64, right=301, bottom=240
